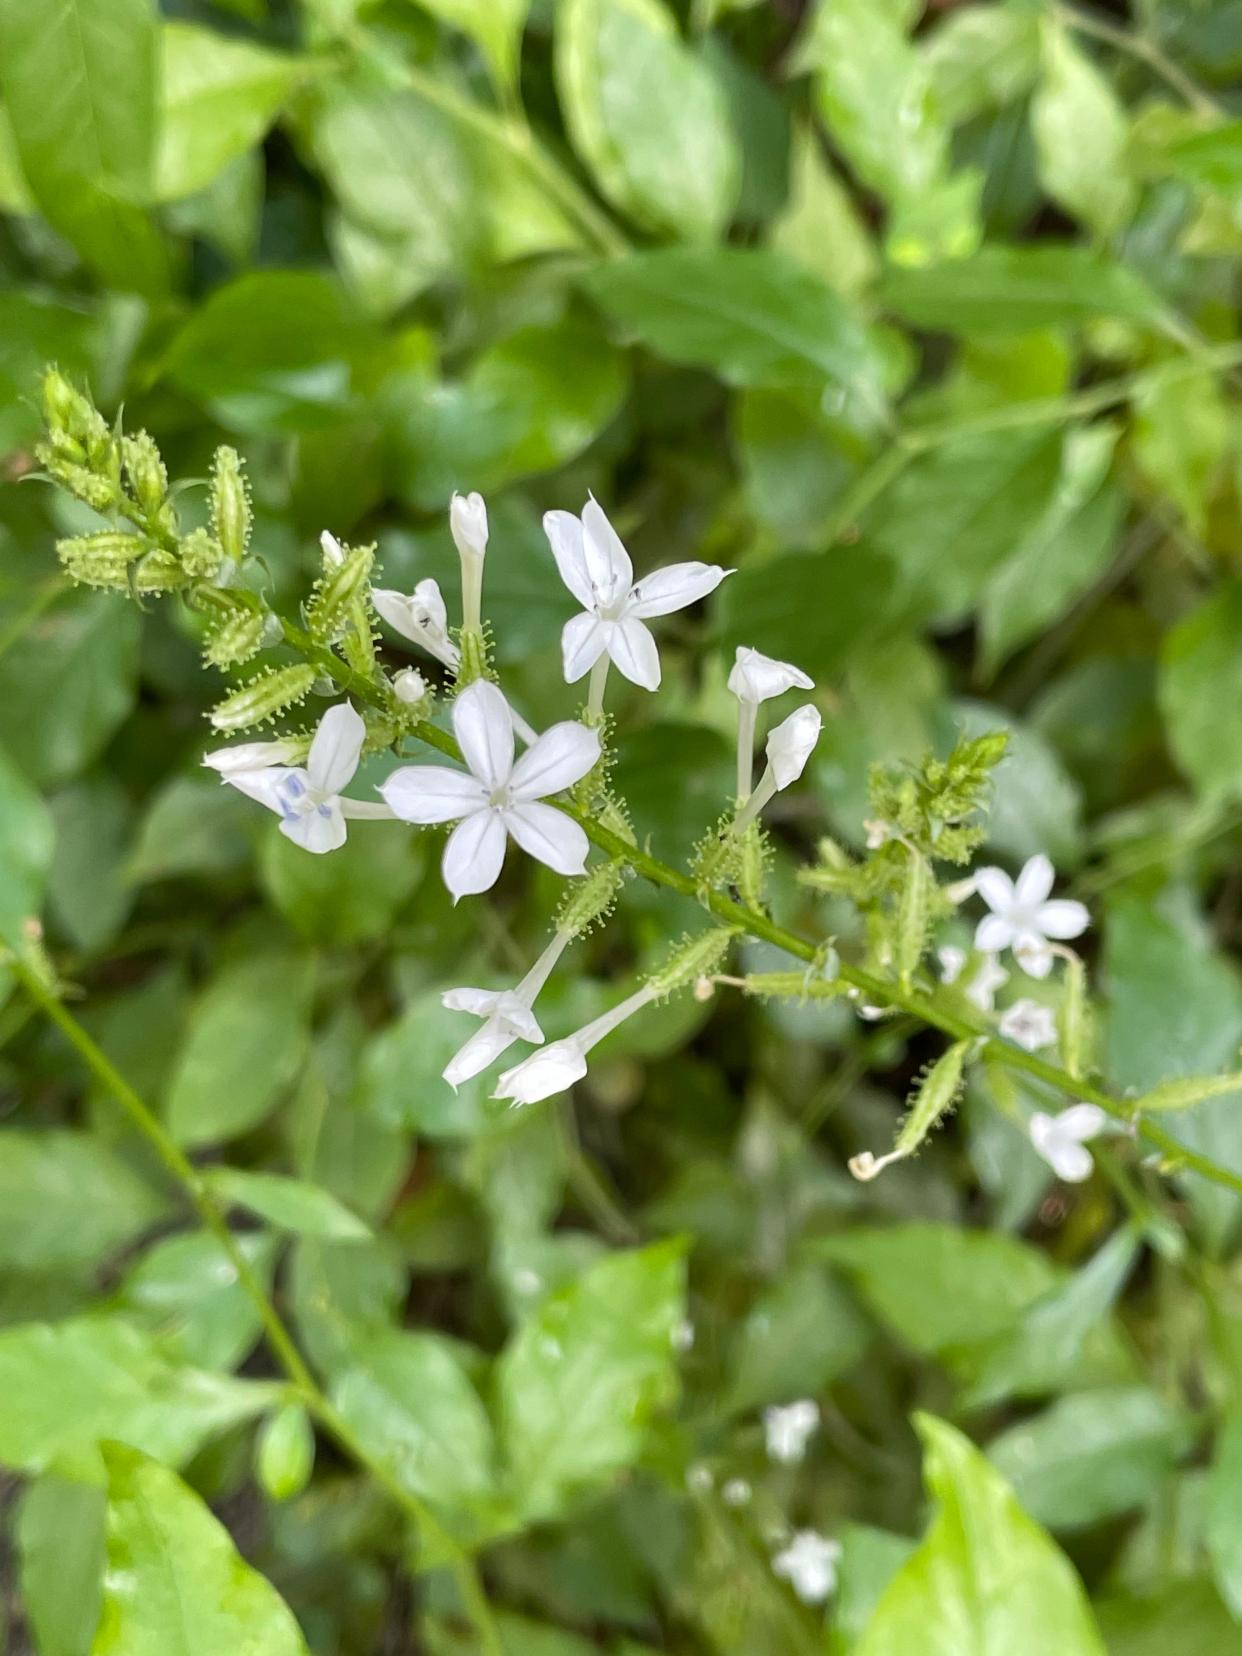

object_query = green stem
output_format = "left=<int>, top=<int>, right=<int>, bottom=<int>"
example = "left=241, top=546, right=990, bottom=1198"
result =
left=9, top=957, right=503, bottom=1656
left=1057, top=3, right=1222, bottom=116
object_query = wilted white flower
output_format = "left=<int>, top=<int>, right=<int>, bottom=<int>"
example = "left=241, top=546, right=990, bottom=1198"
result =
left=772, top=1531, right=841, bottom=1605
left=728, top=646, right=814, bottom=798
left=999, top=998, right=1057, bottom=1052
left=441, top=930, right=571, bottom=1089
left=544, top=496, right=729, bottom=692
left=204, top=703, right=391, bottom=854
left=1029, top=1104, right=1110, bottom=1183
left=392, top=667, right=428, bottom=706
left=974, top=854, right=1089, bottom=978
left=372, top=577, right=460, bottom=671
left=450, top=491, right=488, bottom=631
left=763, top=1399, right=819, bottom=1464
left=494, top=983, right=658, bottom=1106
left=380, top=681, right=599, bottom=900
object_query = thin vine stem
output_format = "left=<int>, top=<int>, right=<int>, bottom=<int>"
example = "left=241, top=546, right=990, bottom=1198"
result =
left=1057, top=2, right=1223, bottom=116
left=8, top=957, right=504, bottom=1656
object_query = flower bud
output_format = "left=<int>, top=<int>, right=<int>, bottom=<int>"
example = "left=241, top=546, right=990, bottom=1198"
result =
left=211, top=447, right=251, bottom=564
left=57, top=531, right=181, bottom=593
left=766, top=704, right=822, bottom=789
left=41, top=367, right=92, bottom=434
left=556, top=858, right=626, bottom=939
left=180, top=527, right=225, bottom=579
left=306, top=541, right=374, bottom=642
left=727, top=646, right=813, bottom=705
left=450, top=491, right=488, bottom=566
left=204, top=607, right=266, bottom=668
left=320, top=530, right=345, bottom=568
left=121, top=431, right=168, bottom=519
left=392, top=667, right=428, bottom=706
left=646, top=928, right=737, bottom=999
left=210, top=664, right=316, bottom=732
left=497, top=1039, right=588, bottom=1106
left=256, top=1404, right=315, bottom=1502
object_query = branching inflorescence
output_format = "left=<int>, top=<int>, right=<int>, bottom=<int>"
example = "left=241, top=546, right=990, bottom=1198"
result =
left=28, top=369, right=1242, bottom=1196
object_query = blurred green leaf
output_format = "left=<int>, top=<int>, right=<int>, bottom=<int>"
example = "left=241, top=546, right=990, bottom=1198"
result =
left=1032, top=21, right=1135, bottom=236
left=48, top=776, right=133, bottom=952
left=356, top=989, right=489, bottom=1137
left=722, top=1260, right=870, bottom=1414
left=922, top=4, right=1041, bottom=124
left=165, top=953, right=313, bottom=1148
left=18, top=1472, right=106, bottom=1656
left=0, top=740, right=54, bottom=940
left=1095, top=1580, right=1242, bottom=1656
left=261, top=818, right=424, bottom=944
left=207, top=1167, right=372, bottom=1240
left=407, top=0, right=529, bottom=95
left=856, top=1414, right=1105, bottom=1655
left=119, top=1230, right=276, bottom=1372
left=555, top=0, right=739, bottom=240
left=988, top=1388, right=1195, bottom=1529
left=0, top=1318, right=277, bottom=1474
left=127, top=777, right=254, bottom=884
left=0, top=1131, right=167, bottom=1274
left=1161, top=581, right=1242, bottom=801
left=497, top=1240, right=684, bottom=1522
left=1132, top=364, right=1230, bottom=536
left=92, top=1443, right=309, bottom=1654
left=1207, top=1407, right=1242, bottom=1617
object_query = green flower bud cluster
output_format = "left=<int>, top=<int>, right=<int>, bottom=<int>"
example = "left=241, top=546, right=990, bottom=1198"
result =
left=211, top=664, right=317, bottom=733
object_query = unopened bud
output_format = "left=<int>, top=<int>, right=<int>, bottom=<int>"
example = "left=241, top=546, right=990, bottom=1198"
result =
left=204, top=608, right=266, bottom=668
left=556, top=858, right=626, bottom=939
left=40, top=368, right=95, bottom=437
left=211, top=447, right=251, bottom=564
left=392, top=667, right=428, bottom=706
left=210, top=664, right=316, bottom=732
left=180, top=527, right=224, bottom=579
left=57, top=531, right=181, bottom=593
left=306, top=541, right=374, bottom=642
left=646, top=928, right=738, bottom=999
left=256, top=1404, right=315, bottom=1502
left=121, top=431, right=168, bottom=518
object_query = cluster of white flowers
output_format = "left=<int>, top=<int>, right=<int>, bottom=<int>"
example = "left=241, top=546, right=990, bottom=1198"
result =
left=204, top=493, right=824, bottom=1106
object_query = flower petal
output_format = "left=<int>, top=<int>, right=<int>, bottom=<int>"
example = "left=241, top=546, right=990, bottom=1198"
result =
left=627, top=561, right=730, bottom=619
left=280, top=798, right=347, bottom=854
left=442, top=986, right=506, bottom=1018
left=542, top=510, right=596, bottom=610
left=726, top=646, right=813, bottom=704
left=1059, top=1103, right=1110, bottom=1142
left=581, top=496, right=633, bottom=606
left=443, top=1021, right=522, bottom=1091
left=510, top=721, right=601, bottom=801
left=606, top=616, right=661, bottom=690
left=453, top=680, right=515, bottom=790
left=974, top=866, right=1016, bottom=913
left=442, top=808, right=507, bottom=899
left=973, top=913, right=1014, bottom=954
left=306, top=702, right=365, bottom=797
left=221, top=765, right=288, bottom=813
left=338, top=799, right=396, bottom=820
left=1013, top=933, right=1053, bottom=978
left=1050, top=1138, right=1094, bottom=1182
left=1014, top=853, right=1055, bottom=908
left=561, top=611, right=611, bottom=683
left=766, top=704, right=821, bottom=789
left=379, top=765, right=487, bottom=824
left=504, top=802, right=590, bottom=876
left=495, top=1039, right=588, bottom=1106
left=203, top=739, right=302, bottom=775
left=1035, top=899, right=1090, bottom=940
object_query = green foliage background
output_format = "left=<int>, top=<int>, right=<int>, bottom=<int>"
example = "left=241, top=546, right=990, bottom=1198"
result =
left=4, top=0, right=1242, bottom=1651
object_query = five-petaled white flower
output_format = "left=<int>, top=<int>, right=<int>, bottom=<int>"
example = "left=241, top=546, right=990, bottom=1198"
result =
left=974, top=854, right=1088, bottom=978
left=727, top=647, right=813, bottom=705
left=441, top=931, right=570, bottom=1089
left=543, top=497, right=729, bottom=690
left=999, top=998, right=1057, bottom=1052
left=1029, top=1104, right=1110, bottom=1183
left=380, top=681, right=599, bottom=900
left=763, top=1398, right=819, bottom=1464
left=372, top=577, right=460, bottom=670
left=772, top=1532, right=841, bottom=1604
left=204, top=703, right=389, bottom=854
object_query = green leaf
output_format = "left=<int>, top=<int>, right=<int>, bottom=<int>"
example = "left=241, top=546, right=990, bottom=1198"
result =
left=18, top=1473, right=106, bottom=1656
left=383, top=315, right=627, bottom=509
left=555, top=0, right=739, bottom=241
left=260, top=816, right=424, bottom=944
left=91, top=1444, right=309, bottom=1655
left=155, top=22, right=304, bottom=202
left=48, top=777, right=133, bottom=953
left=127, top=777, right=254, bottom=884
left=816, top=1224, right=1061, bottom=1356
left=879, top=244, right=1161, bottom=335
left=583, top=247, right=890, bottom=417
left=1095, top=1581, right=1242, bottom=1656
left=1161, top=581, right=1242, bottom=802
left=770, top=119, right=878, bottom=297
left=0, top=292, right=100, bottom=450
left=165, top=953, right=313, bottom=1148
left=923, top=4, right=1041, bottom=125
left=497, top=1240, right=685, bottom=1522
left=330, top=1329, right=496, bottom=1522
left=407, top=0, right=531, bottom=96
left=1164, top=117, right=1242, bottom=191
left=0, top=742, right=54, bottom=942
left=206, top=1167, right=372, bottom=1241
left=0, top=594, right=139, bottom=789
left=0, top=1131, right=168, bottom=1274
left=1207, top=1408, right=1242, bottom=1617
left=356, top=988, right=490, bottom=1137
left=722, top=1261, right=870, bottom=1415
left=0, top=1318, right=276, bottom=1474
left=0, top=0, right=167, bottom=291
left=987, top=1388, right=1195, bottom=1529
left=855, top=1414, right=1105, bottom=1656
left=1032, top=21, right=1135, bottom=235
left=1132, top=363, right=1229, bottom=536
left=119, top=1230, right=276, bottom=1372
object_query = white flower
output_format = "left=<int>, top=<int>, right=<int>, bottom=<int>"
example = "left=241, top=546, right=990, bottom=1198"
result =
left=727, top=646, right=813, bottom=705
left=766, top=705, right=822, bottom=788
left=204, top=703, right=389, bottom=854
left=494, top=983, right=658, bottom=1106
left=864, top=818, right=891, bottom=850
left=320, top=530, right=345, bottom=567
left=967, top=954, right=1009, bottom=1012
left=1000, top=998, right=1057, bottom=1052
left=937, top=945, right=966, bottom=985
left=380, top=681, right=599, bottom=900
left=772, top=1532, right=841, bottom=1605
left=763, top=1399, right=819, bottom=1464
left=392, top=667, right=428, bottom=705
left=441, top=931, right=570, bottom=1089
left=722, top=1477, right=752, bottom=1508
left=450, top=491, right=488, bottom=565
left=974, top=854, right=1088, bottom=978
left=543, top=496, right=729, bottom=690
left=1029, top=1104, right=1110, bottom=1183
left=372, top=577, right=460, bottom=671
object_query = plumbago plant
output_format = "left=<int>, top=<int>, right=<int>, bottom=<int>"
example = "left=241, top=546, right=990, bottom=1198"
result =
left=10, top=369, right=1242, bottom=1653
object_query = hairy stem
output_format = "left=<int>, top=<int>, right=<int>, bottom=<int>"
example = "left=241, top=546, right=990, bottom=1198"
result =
left=8, top=957, right=504, bottom=1656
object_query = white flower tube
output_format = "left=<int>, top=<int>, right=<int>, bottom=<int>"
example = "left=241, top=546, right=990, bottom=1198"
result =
left=732, top=704, right=822, bottom=831
left=727, top=646, right=813, bottom=800
left=493, top=982, right=659, bottom=1106
left=441, top=929, right=572, bottom=1089
left=450, top=491, right=488, bottom=633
